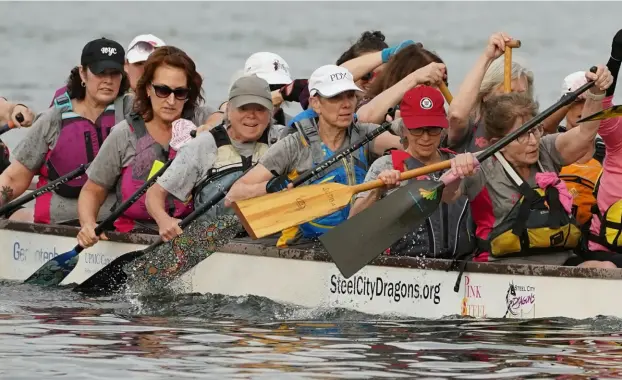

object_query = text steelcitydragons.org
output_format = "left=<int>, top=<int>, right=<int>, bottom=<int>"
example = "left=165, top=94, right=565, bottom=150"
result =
left=329, top=275, right=441, bottom=304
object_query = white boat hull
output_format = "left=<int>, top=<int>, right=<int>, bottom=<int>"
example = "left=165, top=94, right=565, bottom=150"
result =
left=1, top=221, right=619, bottom=320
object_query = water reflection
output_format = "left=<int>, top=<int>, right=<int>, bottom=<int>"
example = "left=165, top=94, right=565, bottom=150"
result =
left=1, top=283, right=622, bottom=378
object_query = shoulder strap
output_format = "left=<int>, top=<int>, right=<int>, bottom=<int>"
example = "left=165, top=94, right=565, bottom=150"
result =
left=113, top=95, right=125, bottom=124
left=209, top=123, right=232, bottom=148
left=127, top=113, right=147, bottom=137
left=495, top=152, right=526, bottom=188
left=293, top=118, right=324, bottom=165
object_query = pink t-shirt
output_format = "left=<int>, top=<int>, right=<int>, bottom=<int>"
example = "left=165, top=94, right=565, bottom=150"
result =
left=589, top=96, right=622, bottom=251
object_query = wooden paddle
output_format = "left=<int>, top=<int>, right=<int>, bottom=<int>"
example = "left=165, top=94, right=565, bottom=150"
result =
left=319, top=66, right=597, bottom=279
left=73, top=120, right=395, bottom=295
left=0, top=163, right=90, bottom=218
left=504, top=39, right=521, bottom=93
left=23, top=158, right=175, bottom=286
left=438, top=83, right=453, bottom=104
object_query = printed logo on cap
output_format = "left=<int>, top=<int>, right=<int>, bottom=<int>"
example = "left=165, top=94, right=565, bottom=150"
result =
left=101, top=47, right=117, bottom=56
left=329, top=72, right=349, bottom=82
left=273, top=59, right=290, bottom=74
left=420, top=97, right=433, bottom=110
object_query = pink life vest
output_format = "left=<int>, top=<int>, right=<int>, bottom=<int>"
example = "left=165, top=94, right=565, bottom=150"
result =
left=35, top=92, right=118, bottom=223
left=113, top=113, right=193, bottom=232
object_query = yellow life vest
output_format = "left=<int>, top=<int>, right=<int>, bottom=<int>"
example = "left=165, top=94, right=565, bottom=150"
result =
left=481, top=152, right=581, bottom=258
left=558, top=158, right=602, bottom=226
left=587, top=170, right=622, bottom=253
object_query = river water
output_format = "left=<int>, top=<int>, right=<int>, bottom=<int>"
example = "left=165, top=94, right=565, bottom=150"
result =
left=2, top=1, right=622, bottom=378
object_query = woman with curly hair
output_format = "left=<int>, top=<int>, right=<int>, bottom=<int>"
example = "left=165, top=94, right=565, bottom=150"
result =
left=0, top=37, right=132, bottom=224
left=76, top=46, right=204, bottom=247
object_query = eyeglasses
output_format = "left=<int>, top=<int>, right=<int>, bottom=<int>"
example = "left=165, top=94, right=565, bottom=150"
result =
left=151, top=83, right=190, bottom=100
left=409, top=127, right=443, bottom=136
left=515, top=124, right=544, bottom=144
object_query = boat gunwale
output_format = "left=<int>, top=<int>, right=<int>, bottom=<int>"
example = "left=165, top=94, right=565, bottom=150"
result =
left=2, top=220, right=621, bottom=280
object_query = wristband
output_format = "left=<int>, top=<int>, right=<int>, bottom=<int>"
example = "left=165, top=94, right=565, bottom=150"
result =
left=585, top=90, right=606, bottom=101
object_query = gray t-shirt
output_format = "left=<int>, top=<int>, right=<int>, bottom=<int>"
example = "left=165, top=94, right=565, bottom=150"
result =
left=157, top=130, right=261, bottom=202
left=259, top=123, right=379, bottom=176
left=12, top=97, right=134, bottom=223
left=459, top=134, right=573, bottom=264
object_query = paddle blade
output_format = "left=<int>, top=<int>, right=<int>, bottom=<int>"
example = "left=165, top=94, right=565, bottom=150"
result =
left=233, top=182, right=354, bottom=239
left=319, top=179, right=445, bottom=278
left=72, top=250, right=143, bottom=296
left=24, top=248, right=80, bottom=286
left=577, top=104, right=622, bottom=123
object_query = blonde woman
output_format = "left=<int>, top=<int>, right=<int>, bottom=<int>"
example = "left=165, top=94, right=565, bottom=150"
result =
left=446, top=32, right=534, bottom=153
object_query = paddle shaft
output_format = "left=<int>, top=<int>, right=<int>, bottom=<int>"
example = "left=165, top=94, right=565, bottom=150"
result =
left=291, top=121, right=392, bottom=187
left=351, top=161, right=451, bottom=194
left=73, top=158, right=174, bottom=255
left=503, top=40, right=521, bottom=93
left=0, top=163, right=90, bottom=218
left=438, top=83, right=453, bottom=104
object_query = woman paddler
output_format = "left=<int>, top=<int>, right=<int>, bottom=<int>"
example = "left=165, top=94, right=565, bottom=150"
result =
left=446, top=32, right=534, bottom=153
left=144, top=75, right=284, bottom=242
left=76, top=46, right=203, bottom=248
left=444, top=65, right=617, bottom=269
left=0, top=97, right=34, bottom=174
left=225, top=65, right=401, bottom=247
left=0, top=38, right=132, bottom=223
left=350, top=86, right=474, bottom=258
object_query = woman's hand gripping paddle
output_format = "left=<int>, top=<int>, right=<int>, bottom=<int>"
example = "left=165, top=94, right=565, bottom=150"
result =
left=23, top=159, right=175, bottom=286
left=319, top=66, right=597, bottom=279
left=73, top=119, right=396, bottom=296
left=0, top=113, right=24, bottom=135
left=0, top=163, right=90, bottom=218
left=24, top=119, right=198, bottom=287
left=72, top=172, right=238, bottom=296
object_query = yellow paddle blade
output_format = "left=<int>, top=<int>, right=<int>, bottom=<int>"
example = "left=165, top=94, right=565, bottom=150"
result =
left=578, top=104, right=622, bottom=123
left=233, top=182, right=354, bottom=239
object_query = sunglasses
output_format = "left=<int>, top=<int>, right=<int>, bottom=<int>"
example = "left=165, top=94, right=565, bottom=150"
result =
left=409, top=127, right=443, bottom=136
left=151, top=83, right=190, bottom=100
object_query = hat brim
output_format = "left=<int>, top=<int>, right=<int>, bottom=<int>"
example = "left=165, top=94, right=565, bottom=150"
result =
left=229, top=95, right=274, bottom=112
left=89, top=60, right=124, bottom=74
left=402, top=114, right=448, bottom=130
left=309, top=83, right=363, bottom=98
left=126, top=48, right=153, bottom=64
left=257, top=71, right=293, bottom=86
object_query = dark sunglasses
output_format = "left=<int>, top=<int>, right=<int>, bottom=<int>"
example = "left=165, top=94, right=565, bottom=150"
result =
left=151, top=83, right=190, bottom=100
left=409, top=127, right=443, bottom=136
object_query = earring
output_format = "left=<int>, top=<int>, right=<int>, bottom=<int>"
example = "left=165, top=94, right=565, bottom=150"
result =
left=81, top=81, right=86, bottom=88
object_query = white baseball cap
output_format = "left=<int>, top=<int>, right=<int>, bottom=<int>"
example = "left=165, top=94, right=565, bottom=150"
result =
left=244, top=52, right=293, bottom=85
left=308, top=65, right=362, bottom=98
left=126, top=34, right=166, bottom=64
left=561, top=71, right=587, bottom=97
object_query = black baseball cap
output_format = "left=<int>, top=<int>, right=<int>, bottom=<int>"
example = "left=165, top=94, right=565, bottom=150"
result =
left=81, top=38, right=125, bottom=74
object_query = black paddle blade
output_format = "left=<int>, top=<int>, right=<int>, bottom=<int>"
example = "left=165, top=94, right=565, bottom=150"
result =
left=72, top=250, right=143, bottom=296
left=319, top=179, right=445, bottom=278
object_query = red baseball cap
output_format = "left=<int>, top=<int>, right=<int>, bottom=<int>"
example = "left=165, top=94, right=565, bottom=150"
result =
left=400, top=86, right=448, bottom=130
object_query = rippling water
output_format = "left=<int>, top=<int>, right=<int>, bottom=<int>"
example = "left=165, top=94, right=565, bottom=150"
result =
left=2, top=280, right=622, bottom=379
left=2, top=2, right=622, bottom=378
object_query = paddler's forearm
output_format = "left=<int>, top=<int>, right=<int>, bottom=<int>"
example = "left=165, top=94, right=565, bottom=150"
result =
left=555, top=93, right=603, bottom=164
left=145, top=184, right=174, bottom=227
left=0, top=98, right=15, bottom=126
left=226, top=181, right=268, bottom=204
left=0, top=162, right=36, bottom=206
left=447, top=54, right=492, bottom=144
left=348, top=190, right=382, bottom=218
left=356, top=73, right=418, bottom=123
left=77, top=180, right=109, bottom=227
left=340, top=52, right=383, bottom=82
